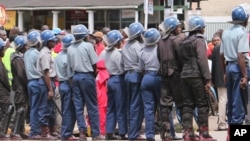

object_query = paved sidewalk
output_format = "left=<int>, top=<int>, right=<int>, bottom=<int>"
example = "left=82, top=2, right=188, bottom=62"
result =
left=21, top=115, right=227, bottom=141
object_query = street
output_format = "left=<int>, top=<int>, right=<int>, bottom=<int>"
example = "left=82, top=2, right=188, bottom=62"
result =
left=19, top=115, right=227, bottom=141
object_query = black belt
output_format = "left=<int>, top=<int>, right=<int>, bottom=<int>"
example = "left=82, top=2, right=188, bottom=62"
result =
left=59, top=80, right=68, bottom=83
left=226, top=61, right=238, bottom=65
left=144, top=70, right=158, bottom=73
left=125, top=70, right=139, bottom=73
left=74, top=71, right=93, bottom=74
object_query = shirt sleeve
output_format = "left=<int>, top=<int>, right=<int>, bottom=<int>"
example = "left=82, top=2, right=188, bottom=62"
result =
left=87, top=43, right=98, bottom=65
left=138, top=50, right=145, bottom=72
left=40, top=54, right=51, bottom=71
left=238, top=32, right=249, bottom=53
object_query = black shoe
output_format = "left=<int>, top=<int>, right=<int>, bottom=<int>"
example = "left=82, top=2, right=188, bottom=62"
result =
left=146, top=138, right=155, bottom=141
left=105, top=134, right=119, bottom=140
left=119, top=134, right=128, bottom=140
left=172, top=136, right=182, bottom=140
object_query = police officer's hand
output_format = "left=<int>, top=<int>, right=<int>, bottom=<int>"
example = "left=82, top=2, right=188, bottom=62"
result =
left=223, top=74, right=227, bottom=84
left=240, top=77, right=247, bottom=89
left=204, top=80, right=211, bottom=93
left=48, top=90, right=54, bottom=100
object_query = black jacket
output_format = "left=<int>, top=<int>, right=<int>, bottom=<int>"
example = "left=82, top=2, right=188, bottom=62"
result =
left=211, top=45, right=226, bottom=87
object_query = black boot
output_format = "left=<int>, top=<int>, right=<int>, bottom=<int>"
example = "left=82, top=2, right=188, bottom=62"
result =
left=105, top=133, right=119, bottom=140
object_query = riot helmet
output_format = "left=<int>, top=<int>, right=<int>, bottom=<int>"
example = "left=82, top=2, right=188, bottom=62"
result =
left=124, top=22, right=144, bottom=40
left=142, top=28, right=161, bottom=46
left=159, top=16, right=181, bottom=39
left=72, top=24, right=89, bottom=40
left=230, top=4, right=250, bottom=24
left=14, top=36, right=27, bottom=50
left=52, top=27, right=62, bottom=35
left=185, top=16, right=205, bottom=32
left=41, top=30, right=57, bottom=44
left=62, top=34, right=75, bottom=48
left=27, top=30, right=41, bottom=47
left=103, top=30, right=123, bottom=50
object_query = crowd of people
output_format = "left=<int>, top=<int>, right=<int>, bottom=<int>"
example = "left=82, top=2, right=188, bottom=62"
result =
left=0, top=3, right=249, bottom=141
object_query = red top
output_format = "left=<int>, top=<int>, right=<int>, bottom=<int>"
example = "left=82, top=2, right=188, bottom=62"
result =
left=96, top=59, right=109, bottom=107
left=54, top=42, right=62, bottom=53
left=95, top=42, right=105, bottom=56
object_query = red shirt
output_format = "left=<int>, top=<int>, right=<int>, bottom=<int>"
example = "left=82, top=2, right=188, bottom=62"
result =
left=95, top=42, right=105, bottom=56
left=54, top=42, right=62, bottom=53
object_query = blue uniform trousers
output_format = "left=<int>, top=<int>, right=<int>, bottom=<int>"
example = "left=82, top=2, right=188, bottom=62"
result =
left=141, top=71, right=161, bottom=139
left=59, top=81, right=76, bottom=139
left=106, top=75, right=127, bottom=135
left=27, top=79, right=41, bottom=136
left=226, top=63, right=245, bottom=124
left=38, top=78, right=56, bottom=126
left=72, top=72, right=100, bottom=137
left=124, top=71, right=143, bottom=139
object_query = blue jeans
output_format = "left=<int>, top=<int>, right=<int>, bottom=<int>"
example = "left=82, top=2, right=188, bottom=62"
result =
left=59, top=81, right=76, bottom=139
left=28, top=79, right=41, bottom=136
left=106, top=75, right=127, bottom=135
left=72, top=72, right=100, bottom=137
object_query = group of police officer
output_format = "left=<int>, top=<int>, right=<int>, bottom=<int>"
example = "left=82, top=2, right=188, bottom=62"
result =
left=0, top=3, right=249, bottom=141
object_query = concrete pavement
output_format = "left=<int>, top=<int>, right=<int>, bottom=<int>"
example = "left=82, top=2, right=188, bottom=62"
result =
left=20, top=115, right=227, bottom=141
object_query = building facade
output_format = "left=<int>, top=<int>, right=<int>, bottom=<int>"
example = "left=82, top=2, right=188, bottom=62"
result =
left=1, top=0, right=250, bottom=39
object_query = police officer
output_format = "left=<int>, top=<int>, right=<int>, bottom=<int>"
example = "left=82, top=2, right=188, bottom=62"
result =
left=0, top=38, right=12, bottom=140
left=37, top=30, right=58, bottom=140
left=10, top=36, right=29, bottom=139
left=179, top=16, right=216, bottom=141
left=157, top=16, right=185, bottom=141
left=99, top=30, right=128, bottom=140
left=54, top=34, right=77, bottom=140
left=121, top=22, right=144, bottom=140
left=24, top=30, right=42, bottom=139
left=139, top=28, right=161, bottom=141
left=220, top=4, right=250, bottom=141
left=67, top=24, right=105, bottom=141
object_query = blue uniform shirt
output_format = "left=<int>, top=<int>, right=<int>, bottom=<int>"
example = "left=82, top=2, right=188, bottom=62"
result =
left=67, top=41, right=98, bottom=73
left=122, top=40, right=143, bottom=72
left=99, top=48, right=124, bottom=75
left=24, top=48, right=41, bottom=80
left=55, top=51, right=73, bottom=81
left=220, top=24, right=249, bottom=61
left=139, top=45, right=160, bottom=72
left=37, top=46, right=56, bottom=77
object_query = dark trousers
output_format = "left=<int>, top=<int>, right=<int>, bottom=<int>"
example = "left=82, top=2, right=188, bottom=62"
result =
left=141, top=71, right=161, bottom=139
left=124, top=71, right=143, bottom=139
left=181, top=77, right=209, bottom=129
left=72, top=72, right=100, bottom=137
left=226, top=64, right=245, bottom=124
left=59, top=81, right=76, bottom=139
left=28, top=79, right=41, bottom=136
left=38, top=78, right=56, bottom=126
left=106, top=75, right=127, bottom=135
left=0, top=103, right=10, bottom=134
left=160, top=72, right=183, bottom=109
